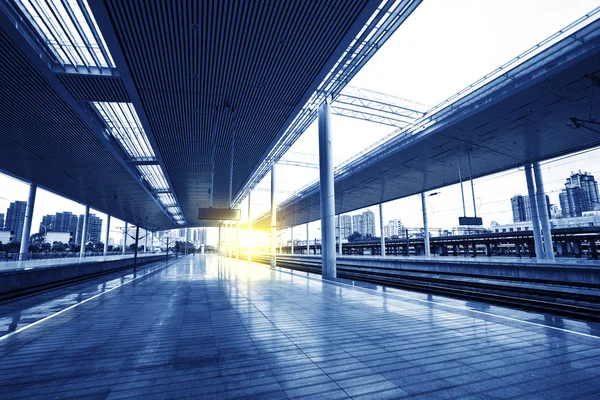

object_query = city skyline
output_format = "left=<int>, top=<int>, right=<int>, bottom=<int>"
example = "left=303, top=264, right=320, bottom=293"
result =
left=0, top=0, right=598, bottom=248
left=2, top=152, right=600, bottom=246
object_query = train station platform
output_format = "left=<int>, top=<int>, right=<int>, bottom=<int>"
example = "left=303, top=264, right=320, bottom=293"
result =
left=1, top=255, right=600, bottom=399
left=0, top=253, right=171, bottom=301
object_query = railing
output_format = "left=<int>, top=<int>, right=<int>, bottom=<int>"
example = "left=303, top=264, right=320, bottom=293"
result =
left=0, top=250, right=162, bottom=264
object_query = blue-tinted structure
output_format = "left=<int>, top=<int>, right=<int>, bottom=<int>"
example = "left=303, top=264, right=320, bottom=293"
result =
left=1, top=1, right=600, bottom=398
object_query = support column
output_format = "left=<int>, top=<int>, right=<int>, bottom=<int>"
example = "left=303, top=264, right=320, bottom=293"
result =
left=103, top=215, right=111, bottom=256
left=270, top=165, right=277, bottom=266
left=236, top=221, right=239, bottom=259
left=421, top=193, right=430, bottom=257
left=379, top=204, right=385, bottom=257
left=166, top=237, right=170, bottom=261
left=19, top=182, right=37, bottom=260
left=590, top=238, right=598, bottom=260
left=573, top=240, right=582, bottom=257
left=247, top=193, right=252, bottom=262
left=123, top=222, right=128, bottom=253
left=318, top=100, right=336, bottom=279
left=525, top=165, right=544, bottom=260
left=79, top=205, right=89, bottom=258
left=306, top=223, right=310, bottom=254
left=218, top=224, right=222, bottom=256
left=134, top=225, right=140, bottom=266
left=533, top=162, right=555, bottom=261
left=291, top=226, right=294, bottom=255
left=144, top=228, right=148, bottom=253
left=227, top=222, right=231, bottom=258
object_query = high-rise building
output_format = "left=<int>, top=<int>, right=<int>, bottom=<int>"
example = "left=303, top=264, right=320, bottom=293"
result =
left=363, top=210, right=375, bottom=237
left=339, top=215, right=352, bottom=240
left=511, top=195, right=528, bottom=223
left=40, top=214, right=56, bottom=234
left=76, top=214, right=103, bottom=244
left=511, top=194, right=551, bottom=222
left=351, top=210, right=375, bottom=237
left=559, top=171, right=600, bottom=217
left=40, top=211, right=79, bottom=236
left=352, top=214, right=362, bottom=235
left=0, top=213, right=4, bottom=230
left=5, top=201, right=27, bottom=242
left=87, top=215, right=103, bottom=244
left=384, top=219, right=404, bottom=238
left=55, top=212, right=78, bottom=235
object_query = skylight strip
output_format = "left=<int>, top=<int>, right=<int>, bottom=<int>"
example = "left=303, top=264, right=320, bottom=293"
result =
left=45, top=0, right=90, bottom=67
left=11, top=0, right=115, bottom=70
left=137, top=165, right=169, bottom=191
left=92, top=102, right=155, bottom=159
left=80, top=0, right=115, bottom=67
left=89, top=101, right=184, bottom=226
left=158, top=193, right=177, bottom=207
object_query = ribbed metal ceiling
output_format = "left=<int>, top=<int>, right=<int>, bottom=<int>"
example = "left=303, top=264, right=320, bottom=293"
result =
left=0, top=28, right=173, bottom=229
left=0, top=0, right=379, bottom=228
left=103, top=0, right=373, bottom=217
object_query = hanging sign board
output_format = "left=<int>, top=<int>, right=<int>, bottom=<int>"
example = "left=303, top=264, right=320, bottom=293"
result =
left=197, top=208, right=241, bottom=220
left=459, top=217, right=483, bottom=226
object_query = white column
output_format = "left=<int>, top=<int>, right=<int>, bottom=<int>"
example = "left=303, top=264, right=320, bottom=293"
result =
left=533, top=162, right=555, bottom=260
left=228, top=223, right=232, bottom=258
left=318, top=100, right=336, bottom=279
left=225, top=222, right=229, bottom=257
left=144, top=228, right=148, bottom=253
left=247, top=193, right=252, bottom=262
left=525, top=165, right=544, bottom=260
left=379, top=204, right=385, bottom=257
left=270, top=165, right=277, bottom=267
left=236, top=221, right=239, bottom=259
left=19, top=182, right=37, bottom=260
left=291, top=226, right=294, bottom=255
left=421, top=193, right=430, bottom=257
left=306, top=223, right=310, bottom=254
left=103, top=215, right=111, bottom=256
left=218, top=224, right=222, bottom=255
left=122, top=222, right=128, bottom=253
left=79, top=205, right=90, bottom=258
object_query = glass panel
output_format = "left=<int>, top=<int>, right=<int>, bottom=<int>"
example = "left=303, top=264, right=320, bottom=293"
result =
left=92, top=102, right=155, bottom=159
left=13, top=0, right=115, bottom=69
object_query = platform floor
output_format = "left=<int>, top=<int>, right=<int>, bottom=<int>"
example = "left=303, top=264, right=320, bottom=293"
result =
left=1, top=255, right=600, bottom=399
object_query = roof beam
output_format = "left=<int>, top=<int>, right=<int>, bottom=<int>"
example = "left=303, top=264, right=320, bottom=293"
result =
left=0, top=7, right=165, bottom=229
left=88, top=1, right=185, bottom=227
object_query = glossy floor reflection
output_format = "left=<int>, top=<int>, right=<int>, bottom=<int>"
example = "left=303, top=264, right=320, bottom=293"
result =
left=1, top=255, right=599, bottom=399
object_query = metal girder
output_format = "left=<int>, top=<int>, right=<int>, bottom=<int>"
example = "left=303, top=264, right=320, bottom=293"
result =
left=277, top=152, right=320, bottom=169
left=331, top=85, right=429, bottom=127
left=277, top=160, right=319, bottom=169
left=127, top=157, right=158, bottom=166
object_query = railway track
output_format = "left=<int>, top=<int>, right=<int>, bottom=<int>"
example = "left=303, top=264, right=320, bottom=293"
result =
left=246, top=254, right=600, bottom=321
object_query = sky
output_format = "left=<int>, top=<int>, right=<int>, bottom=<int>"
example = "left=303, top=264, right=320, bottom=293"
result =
left=1, top=0, right=599, bottom=247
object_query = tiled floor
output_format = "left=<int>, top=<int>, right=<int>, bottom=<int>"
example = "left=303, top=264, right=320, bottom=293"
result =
left=1, top=255, right=600, bottom=399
